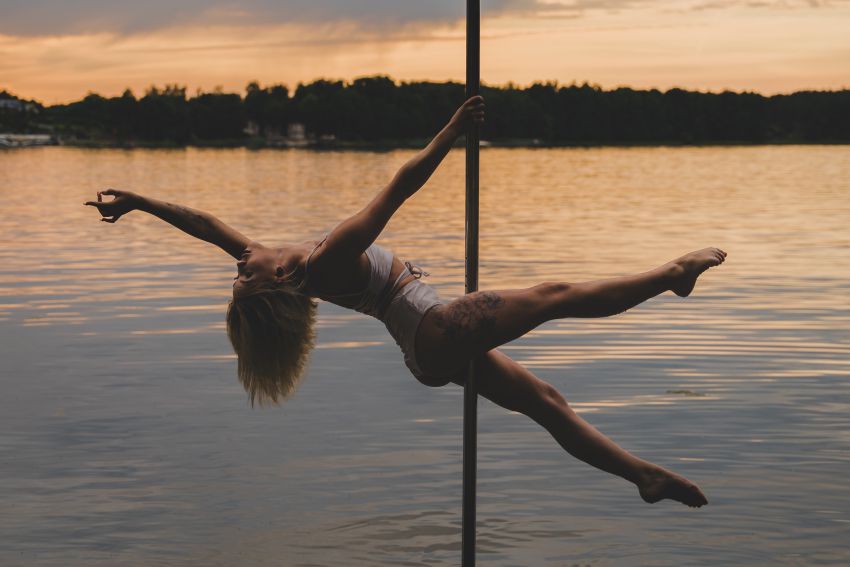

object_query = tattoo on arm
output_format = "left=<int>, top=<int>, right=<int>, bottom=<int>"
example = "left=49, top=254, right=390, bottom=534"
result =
left=170, top=203, right=215, bottom=234
left=436, top=292, right=505, bottom=342
left=137, top=196, right=249, bottom=258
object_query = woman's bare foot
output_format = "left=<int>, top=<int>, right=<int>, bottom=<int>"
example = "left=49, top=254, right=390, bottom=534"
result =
left=638, top=466, right=708, bottom=508
left=668, top=247, right=727, bottom=297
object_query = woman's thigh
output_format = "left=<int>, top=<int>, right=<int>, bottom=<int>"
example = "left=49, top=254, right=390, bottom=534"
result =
left=435, top=349, right=565, bottom=416
left=415, top=285, right=560, bottom=376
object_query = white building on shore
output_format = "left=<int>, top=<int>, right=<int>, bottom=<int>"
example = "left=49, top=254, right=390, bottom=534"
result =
left=0, top=134, right=55, bottom=147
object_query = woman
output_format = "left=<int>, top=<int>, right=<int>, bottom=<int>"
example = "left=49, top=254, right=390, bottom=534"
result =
left=86, top=96, right=725, bottom=508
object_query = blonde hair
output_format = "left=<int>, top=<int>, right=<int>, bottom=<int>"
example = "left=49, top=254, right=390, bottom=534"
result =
left=226, top=284, right=317, bottom=406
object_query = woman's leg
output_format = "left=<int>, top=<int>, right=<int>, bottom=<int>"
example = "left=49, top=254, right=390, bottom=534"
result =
left=456, top=350, right=708, bottom=507
left=417, top=247, right=725, bottom=373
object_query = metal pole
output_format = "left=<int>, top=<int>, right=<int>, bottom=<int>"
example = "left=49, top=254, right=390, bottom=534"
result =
left=462, top=0, right=480, bottom=565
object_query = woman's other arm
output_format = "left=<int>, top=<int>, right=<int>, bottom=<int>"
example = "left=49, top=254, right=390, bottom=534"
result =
left=386, top=95, right=485, bottom=202
left=85, top=189, right=251, bottom=259
left=314, top=96, right=485, bottom=269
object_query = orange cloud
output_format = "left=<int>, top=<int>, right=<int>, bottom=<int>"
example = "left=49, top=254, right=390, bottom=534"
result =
left=1, top=2, right=848, bottom=104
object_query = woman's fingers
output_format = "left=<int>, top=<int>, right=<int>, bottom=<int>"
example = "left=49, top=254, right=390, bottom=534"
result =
left=467, top=100, right=485, bottom=113
left=85, top=200, right=112, bottom=211
left=452, top=96, right=485, bottom=127
left=462, top=96, right=485, bottom=114
left=86, top=190, right=121, bottom=210
left=92, top=188, right=119, bottom=203
left=85, top=190, right=125, bottom=225
left=470, top=100, right=485, bottom=123
left=463, top=96, right=485, bottom=122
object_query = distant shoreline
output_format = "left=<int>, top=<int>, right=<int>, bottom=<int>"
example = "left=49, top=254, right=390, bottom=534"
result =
left=4, top=78, right=849, bottom=149
left=5, top=138, right=847, bottom=150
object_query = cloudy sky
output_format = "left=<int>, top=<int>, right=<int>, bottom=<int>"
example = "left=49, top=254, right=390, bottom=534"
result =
left=1, top=0, right=848, bottom=103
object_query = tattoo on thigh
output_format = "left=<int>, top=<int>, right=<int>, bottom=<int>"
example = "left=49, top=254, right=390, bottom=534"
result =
left=437, top=292, right=505, bottom=342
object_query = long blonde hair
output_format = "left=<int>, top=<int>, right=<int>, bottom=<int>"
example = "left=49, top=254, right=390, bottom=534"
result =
left=226, top=283, right=317, bottom=406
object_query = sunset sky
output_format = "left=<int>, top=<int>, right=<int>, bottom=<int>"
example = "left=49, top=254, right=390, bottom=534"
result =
left=1, top=0, right=848, bottom=104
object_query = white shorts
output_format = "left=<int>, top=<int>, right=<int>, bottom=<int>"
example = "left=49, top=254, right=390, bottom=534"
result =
left=382, top=278, right=443, bottom=380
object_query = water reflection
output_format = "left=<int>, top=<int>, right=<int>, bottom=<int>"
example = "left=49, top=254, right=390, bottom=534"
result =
left=0, top=146, right=848, bottom=566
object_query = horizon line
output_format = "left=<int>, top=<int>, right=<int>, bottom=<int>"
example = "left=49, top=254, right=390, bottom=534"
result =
left=4, top=76, right=849, bottom=107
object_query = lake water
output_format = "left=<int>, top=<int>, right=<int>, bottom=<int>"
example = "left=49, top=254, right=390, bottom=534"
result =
left=1, top=145, right=848, bottom=566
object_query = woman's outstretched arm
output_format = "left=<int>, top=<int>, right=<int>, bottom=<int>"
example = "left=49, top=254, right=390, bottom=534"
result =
left=313, top=96, right=485, bottom=269
left=85, top=189, right=250, bottom=259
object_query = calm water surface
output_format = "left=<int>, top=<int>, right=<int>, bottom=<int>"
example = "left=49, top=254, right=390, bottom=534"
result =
left=1, top=146, right=848, bottom=566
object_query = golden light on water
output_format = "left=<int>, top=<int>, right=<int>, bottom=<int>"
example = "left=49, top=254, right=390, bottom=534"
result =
left=1, top=145, right=849, bottom=564
left=1, top=145, right=847, bottom=383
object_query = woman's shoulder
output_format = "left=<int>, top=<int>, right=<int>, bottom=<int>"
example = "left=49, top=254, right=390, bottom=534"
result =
left=291, top=236, right=329, bottom=292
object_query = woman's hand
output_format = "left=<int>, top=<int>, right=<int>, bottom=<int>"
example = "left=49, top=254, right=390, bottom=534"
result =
left=84, top=189, right=141, bottom=223
left=448, top=95, right=485, bottom=134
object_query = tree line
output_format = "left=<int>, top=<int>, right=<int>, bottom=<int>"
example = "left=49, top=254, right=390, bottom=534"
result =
left=2, top=77, right=848, bottom=146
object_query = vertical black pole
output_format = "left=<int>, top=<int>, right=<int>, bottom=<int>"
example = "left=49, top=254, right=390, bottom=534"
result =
left=462, top=0, right=480, bottom=565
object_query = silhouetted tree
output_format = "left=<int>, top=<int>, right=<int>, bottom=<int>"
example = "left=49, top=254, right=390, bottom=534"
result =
left=189, top=92, right=245, bottom=140
left=105, top=89, right=138, bottom=142
left=10, top=78, right=849, bottom=146
left=136, top=85, right=190, bottom=143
